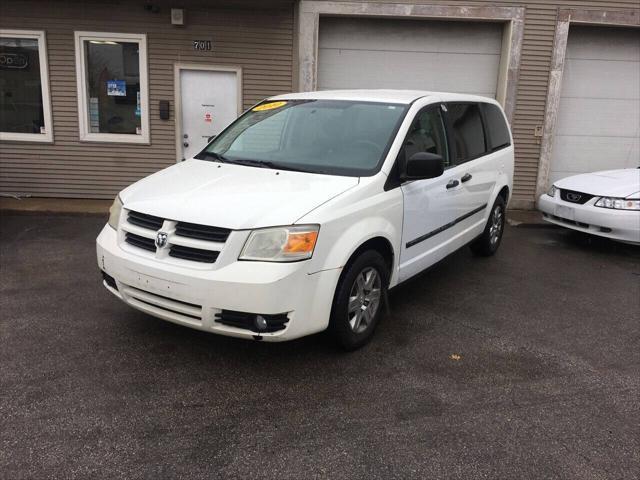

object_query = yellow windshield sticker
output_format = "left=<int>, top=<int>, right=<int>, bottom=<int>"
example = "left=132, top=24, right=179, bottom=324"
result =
left=253, top=101, right=287, bottom=112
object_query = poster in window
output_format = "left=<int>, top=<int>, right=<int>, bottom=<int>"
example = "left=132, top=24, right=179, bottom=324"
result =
left=89, top=97, right=99, bottom=133
left=107, top=79, right=126, bottom=97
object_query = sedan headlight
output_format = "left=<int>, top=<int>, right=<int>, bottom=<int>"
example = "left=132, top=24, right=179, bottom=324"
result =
left=239, top=225, right=319, bottom=262
left=108, top=195, right=123, bottom=230
left=594, top=197, right=640, bottom=211
left=547, top=185, right=557, bottom=197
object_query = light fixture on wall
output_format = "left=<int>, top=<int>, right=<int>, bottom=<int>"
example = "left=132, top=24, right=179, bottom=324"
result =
left=171, top=8, right=185, bottom=26
left=144, top=2, right=160, bottom=14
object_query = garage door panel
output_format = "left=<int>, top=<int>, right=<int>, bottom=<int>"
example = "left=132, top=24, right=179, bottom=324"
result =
left=551, top=135, right=639, bottom=178
left=317, top=17, right=502, bottom=98
left=565, top=26, right=640, bottom=61
left=551, top=26, right=640, bottom=183
left=556, top=98, right=639, bottom=137
left=319, top=17, right=502, bottom=55
left=563, top=59, right=640, bottom=100
left=319, top=49, right=499, bottom=96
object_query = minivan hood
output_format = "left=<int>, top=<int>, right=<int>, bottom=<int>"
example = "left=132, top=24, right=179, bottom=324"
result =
left=555, top=169, right=640, bottom=198
left=120, top=159, right=359, bottom=229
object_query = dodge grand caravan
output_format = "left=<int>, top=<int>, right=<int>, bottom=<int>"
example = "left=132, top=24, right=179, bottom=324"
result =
left=97, top=90, right=514, bottom=349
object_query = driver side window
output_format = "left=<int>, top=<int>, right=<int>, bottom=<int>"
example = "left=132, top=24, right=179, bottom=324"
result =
left=403, top=107, right=450, bottom=168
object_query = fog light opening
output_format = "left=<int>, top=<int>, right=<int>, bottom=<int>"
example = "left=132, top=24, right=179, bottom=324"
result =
left=255, top=315, right=268, bottom=332
left=101, top=270, right=118, bottom=291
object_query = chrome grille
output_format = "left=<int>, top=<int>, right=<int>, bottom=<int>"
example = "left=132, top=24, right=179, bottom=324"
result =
left=125, top=232, right=156, bottom=252
left=127, top=210, right=163, bottom=230
left=169, top=245, right=219, bottom=263
left=122, top=210, right=229, bottom=264
left=175, top=221, right=231, bottom=243
left=559, top=189, right=594, bottom=205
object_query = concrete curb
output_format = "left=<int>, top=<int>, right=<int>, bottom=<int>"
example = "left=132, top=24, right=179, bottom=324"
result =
left=506, top=209, right=550, bottom=228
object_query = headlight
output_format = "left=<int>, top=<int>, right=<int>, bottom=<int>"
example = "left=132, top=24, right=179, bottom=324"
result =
left=108, top=195, right=123, bottom=229
left=595, top=197, right=640, bottom=210
left=239, top=225, right=319, bottom=262
left=547, top=185, right=557, bottom=197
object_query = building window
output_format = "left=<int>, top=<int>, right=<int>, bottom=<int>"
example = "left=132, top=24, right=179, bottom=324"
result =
left=0, top=29, right=53, bottom=143
left=74, top=32, right=149, bottom=143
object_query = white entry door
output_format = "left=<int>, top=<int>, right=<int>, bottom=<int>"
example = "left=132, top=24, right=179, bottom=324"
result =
left=178, top=67, right=240, bottom=159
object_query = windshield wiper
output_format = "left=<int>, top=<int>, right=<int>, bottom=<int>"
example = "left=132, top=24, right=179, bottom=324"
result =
left=195, top=154, right=321, bottom=173
left=231, top=159, right=317, bottom=173
left=194, top=151, right=230, bottom=163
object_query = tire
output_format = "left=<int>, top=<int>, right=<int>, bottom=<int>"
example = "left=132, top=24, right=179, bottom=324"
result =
left=329, top=250, right=389, bottom=351
left=470, top=195, right=506, bottom=257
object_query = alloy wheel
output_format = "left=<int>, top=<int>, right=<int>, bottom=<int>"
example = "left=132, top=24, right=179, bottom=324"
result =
left=489, top=205, right=504, bottom=246
left=347, top=267, right=382, bottom=334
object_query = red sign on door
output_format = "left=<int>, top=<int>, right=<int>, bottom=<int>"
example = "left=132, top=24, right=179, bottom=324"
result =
left=204, top=112, right=212, bottom=123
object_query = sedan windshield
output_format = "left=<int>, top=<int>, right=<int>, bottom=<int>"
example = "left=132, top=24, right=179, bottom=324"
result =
left=197, top=100, right=408, bottom=176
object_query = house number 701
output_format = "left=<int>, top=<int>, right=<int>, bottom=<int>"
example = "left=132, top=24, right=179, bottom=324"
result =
left=193, top=40, right=212, bottom=51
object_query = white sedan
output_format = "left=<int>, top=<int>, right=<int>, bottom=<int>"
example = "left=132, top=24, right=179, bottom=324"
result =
left=538, top=168, right=640, bottom=244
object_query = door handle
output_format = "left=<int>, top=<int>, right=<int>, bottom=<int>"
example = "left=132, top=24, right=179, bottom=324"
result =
left=183, top=142, right=189, bottom=148
left=461, top=173, right=472, bottom=183
left=446, top=179, right=459, bottom=190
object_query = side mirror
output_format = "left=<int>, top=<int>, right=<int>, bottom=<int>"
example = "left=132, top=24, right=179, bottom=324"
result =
left=402, top=152, right=444, bottom=181
left=207, top=134, right=216, bottom=142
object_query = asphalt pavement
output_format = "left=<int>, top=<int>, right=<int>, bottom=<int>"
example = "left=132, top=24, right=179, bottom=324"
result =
left=1, top=213, right=639, bottom=479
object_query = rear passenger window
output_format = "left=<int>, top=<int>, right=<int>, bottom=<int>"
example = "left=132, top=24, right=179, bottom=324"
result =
left=447, top=103, right=487, bottom=163
left=482, top=103, right=511, bottom=151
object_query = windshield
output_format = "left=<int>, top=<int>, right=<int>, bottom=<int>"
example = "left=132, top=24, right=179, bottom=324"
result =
left=197, top=100, right=408, bottom=176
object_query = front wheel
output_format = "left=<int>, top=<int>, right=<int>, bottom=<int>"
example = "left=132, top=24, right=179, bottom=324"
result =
left=470, top=195, right=506, bottom=256
left=329, top=250, right=388, bottom=351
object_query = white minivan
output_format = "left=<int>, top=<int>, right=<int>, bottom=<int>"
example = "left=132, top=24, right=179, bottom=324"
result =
left=97, top=90, right=514, bottom=349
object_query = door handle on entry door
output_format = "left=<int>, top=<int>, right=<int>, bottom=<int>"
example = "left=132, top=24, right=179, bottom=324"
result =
left=461, top=173, right=472, bottom=183
left=446, top=179, right=459, bottom=189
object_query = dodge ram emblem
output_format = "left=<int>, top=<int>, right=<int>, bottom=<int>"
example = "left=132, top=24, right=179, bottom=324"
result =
left=155, top=231, right=168, bottom=249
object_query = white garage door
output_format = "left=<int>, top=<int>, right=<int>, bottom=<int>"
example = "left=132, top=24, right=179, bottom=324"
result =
left=318, top=17, right=503, bottom=98
left=550, top=26, right=640, bottom=184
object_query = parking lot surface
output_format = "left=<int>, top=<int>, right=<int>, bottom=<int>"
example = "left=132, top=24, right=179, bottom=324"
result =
left=1, top=214, right=639, bottom=479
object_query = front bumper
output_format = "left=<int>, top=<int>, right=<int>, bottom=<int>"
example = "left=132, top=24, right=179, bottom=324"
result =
left=96, top=225, right=341, bottom=341
left=538, top=194, right=640, bottom=244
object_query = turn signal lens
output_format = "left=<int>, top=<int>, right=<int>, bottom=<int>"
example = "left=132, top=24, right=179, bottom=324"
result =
left=239, top=225, right=320, bottom=262
left=284, top=231, right=319, bottom=254
left=108, top=195, right=123, bottom=230
left=547, top=185, right=557, bottom=197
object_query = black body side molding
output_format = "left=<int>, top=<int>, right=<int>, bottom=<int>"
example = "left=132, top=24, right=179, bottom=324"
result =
left=406, top=204, right=488, bottom=248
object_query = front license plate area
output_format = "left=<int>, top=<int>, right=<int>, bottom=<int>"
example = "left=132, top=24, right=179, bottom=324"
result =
left=555, top=205, right=575, bottom=221
left=129, top=271, right=181, bottom=295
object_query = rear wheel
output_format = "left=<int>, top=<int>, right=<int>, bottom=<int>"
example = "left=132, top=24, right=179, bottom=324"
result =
left=470, top=195, right=506, bottom=256
left=329, top=250, right=388, bottom=351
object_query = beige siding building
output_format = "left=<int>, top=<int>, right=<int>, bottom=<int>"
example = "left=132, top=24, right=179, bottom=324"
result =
left=1, top=0, right=638, bottom=209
